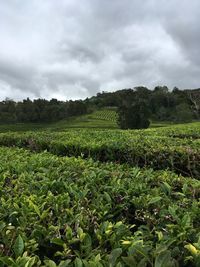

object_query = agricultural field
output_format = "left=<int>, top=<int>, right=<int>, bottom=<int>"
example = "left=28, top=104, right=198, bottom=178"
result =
left=0, top=108, right=179, bottom=133
left=0, top=109, right=118, bottom=133
left=0, top=122, right=200, bottom=177
left=0, top=122, right=200, bottom=266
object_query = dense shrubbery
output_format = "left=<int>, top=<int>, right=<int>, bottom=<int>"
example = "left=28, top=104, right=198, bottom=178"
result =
left=0, top=123, right=199, bottom=265
left=0, top=123, right=200, bottom=177
left=117, top=101, right=150, bottom=129
left=0, top=147, right=199, bottom=266
left=0, top=86, right=199, bottom=124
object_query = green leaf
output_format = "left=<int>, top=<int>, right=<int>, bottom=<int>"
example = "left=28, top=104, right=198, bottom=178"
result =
left=155, top=231, right=163, bottom=241
left=122, top=256, right=137, bottom=267
left=181, top=214, right=191, bottom=228
left=51, top=238, right=65, bottom=246
left=94, top=254, right=101, bottom=262
left=44, top=260, right=57, bottom=267
left=104, top=192, right=111, bottom=202
left=168, top=205, right=178, bottom=220
left=74, top=258, right=83, bottom=267
left=138, top=258, right=148, bottom=267
left=24, top=257, right=36, bottom=267
left=161, top=182, right=171, bottom=195
left=148, top=196, right=162, bottom=205
left=0, top=221, right=6, bottom=231
left=155, top=251, right=172, bottom=267
left=0, top=256, right=15, bottom=266
left=13, top=235, right=24, bottom=257
left=58, top=260, right=71, bottom=267
left=28, top=199, right=41, bottom=217
left=109, top=248, right=122, bottom=267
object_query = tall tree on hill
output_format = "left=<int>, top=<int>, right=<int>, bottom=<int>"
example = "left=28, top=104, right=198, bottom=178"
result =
left=117, top=100, right=150, bottom=129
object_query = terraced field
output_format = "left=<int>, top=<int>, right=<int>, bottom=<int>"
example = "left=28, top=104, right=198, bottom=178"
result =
left=0, top=123, right=200, bottom=266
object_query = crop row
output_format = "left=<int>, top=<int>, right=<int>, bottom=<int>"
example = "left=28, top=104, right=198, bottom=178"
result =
left=0, top=128, right=199, bottom=177
left=90, top=110, right=117, bottom=122
left=148, top=122, right=200, bottom=139
left=0, top=147, right=199, bottom=266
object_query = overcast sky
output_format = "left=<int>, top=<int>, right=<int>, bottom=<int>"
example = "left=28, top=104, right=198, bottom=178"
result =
left=0, top=0, right=200, bottom=100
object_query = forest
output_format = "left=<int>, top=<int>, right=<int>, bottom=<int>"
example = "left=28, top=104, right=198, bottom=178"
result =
left=0, top=86, right=200, bottom=124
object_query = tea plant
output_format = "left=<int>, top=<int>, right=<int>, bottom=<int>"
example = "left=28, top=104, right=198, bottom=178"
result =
left=0, top=147, right=199, bottom=266
left=0, top=123, right=199, bottom=177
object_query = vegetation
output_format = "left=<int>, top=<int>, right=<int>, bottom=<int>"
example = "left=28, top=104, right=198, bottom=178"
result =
left=0, top=87, right=200, bottom=125
left=117, top=101, right=150, bottom=129
left=89, top=87, right=200, bottom=123
left=0, top=123, right=200, bottom=178
left=0, top=146, right=199, bottom=266
left=88, top=109, right=117, bottom=122
left=0, top=98, right=88, bottom=123
left=0, top=88, right=200, bottom=266
left=0, top=109, right=118, bottom=132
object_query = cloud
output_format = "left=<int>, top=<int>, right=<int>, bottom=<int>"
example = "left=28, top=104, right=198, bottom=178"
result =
left=0, top=0, right=199, bottom=100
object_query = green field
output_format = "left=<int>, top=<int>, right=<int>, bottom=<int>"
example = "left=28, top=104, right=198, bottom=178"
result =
left=0, top=108, right=179, bottom=132
left=0, top=118, right=200, bottom=266
left=0, top=109, right=118, bottom=132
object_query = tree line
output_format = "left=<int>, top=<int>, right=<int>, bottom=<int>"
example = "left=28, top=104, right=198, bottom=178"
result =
left=0, top=86, right=199, bottom=125
left=0, top=98, right=88, bottom=123
left=89, top=86, right=200, bottom=128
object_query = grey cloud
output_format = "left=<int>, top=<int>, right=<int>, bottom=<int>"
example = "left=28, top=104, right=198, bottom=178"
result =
left=0, top=59, right=42, bottom=95
left=58, top=42, right=104, bottom=63
left=0, top=0, right=200, bottom=100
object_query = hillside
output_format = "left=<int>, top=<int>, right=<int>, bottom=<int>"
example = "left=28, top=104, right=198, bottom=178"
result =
left=0, top=87, right=200, bottom=127
left=51, top=108, right=118, bottom=130
left=0, top=107, right=181, bottom=133
left=0, top=108, right=118, bottom=132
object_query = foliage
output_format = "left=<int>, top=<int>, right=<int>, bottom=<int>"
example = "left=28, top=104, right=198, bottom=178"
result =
left=0, top=108, right=118, bottom=132
left=0, top=121, right=199, bottom=265
left=0, top=98, right=88, bottom=124
left=0, top=147, right=199, bottom=266
left=117, top=101, right=150, bottom=129
left=0, top=87, right=200, bottom=124
left=174, top=104, right=193, bottom=122
left=0, top=123, right=200, bottom=177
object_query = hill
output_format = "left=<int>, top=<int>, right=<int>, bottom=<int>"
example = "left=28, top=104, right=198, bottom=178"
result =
left=0, top=107, right=179, bottom=133
left=0, top=108, right=118, bottom=132
left=0, top=86, right=200, bottom=126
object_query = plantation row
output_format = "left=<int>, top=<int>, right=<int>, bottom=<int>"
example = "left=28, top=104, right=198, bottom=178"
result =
left=148, top=123, right=200, bottom=139
left=89, top=110, right=117, bottom=122
left=0, top=147, right=199, bottom=266
left=0, top=125, right=199, bottom=177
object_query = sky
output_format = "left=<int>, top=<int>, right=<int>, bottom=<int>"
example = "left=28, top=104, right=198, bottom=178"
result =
left=0, top=0, right=200, bottom=101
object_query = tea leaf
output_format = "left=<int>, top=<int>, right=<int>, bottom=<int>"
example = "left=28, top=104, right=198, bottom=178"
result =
left=13, top=235, right=24, bottom=257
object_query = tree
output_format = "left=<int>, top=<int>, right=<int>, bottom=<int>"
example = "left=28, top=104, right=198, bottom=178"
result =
left=117, top=101, right=150, bottom=129
left=0, top=99, right=16, bottom=123
left=173, top=103, right=193, bottom=122
left=187, top=89, right=200, bottom=119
